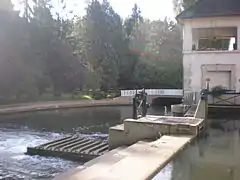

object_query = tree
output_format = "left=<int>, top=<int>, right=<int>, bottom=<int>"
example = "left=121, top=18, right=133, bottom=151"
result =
left=124, top=3, right=143, bottom=39
left=118, top=4, right=144, bottom=89
left=0, top=1, right=40, bottom=101
left=28, top=0, right=86, bottom=94
left=173, top=0, right=199, bottom=13
left=0, top=0, right=184, bottom=103
left=83, top=0, right=125, bottom=90
left=132, top=19, right=183, bottom=89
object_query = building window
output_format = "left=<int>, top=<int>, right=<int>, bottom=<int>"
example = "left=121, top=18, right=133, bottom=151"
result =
left=198, top=37, right=235, bottom=51
left=192, top=27, right=237, bottom=51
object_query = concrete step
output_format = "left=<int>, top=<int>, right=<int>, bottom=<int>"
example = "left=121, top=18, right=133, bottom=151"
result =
left=109, top=124, right=125, bottom=150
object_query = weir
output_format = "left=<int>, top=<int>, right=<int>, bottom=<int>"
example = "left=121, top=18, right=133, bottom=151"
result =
left=27, top=136, right=109, bottom=162
left=27, top=89, right=208, bottom=180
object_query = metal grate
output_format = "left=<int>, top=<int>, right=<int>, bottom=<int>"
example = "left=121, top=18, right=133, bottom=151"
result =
left=26, top=135, right=109, bottom=162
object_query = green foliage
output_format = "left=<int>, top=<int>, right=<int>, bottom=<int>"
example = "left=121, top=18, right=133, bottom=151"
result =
left=124, top=3, right=143, bottom=39
left=83, top=0, right=122, bottom=90
left=132, top=19, right=183, bottom=89
left=92, top=90, right=119, bottom=100
left=0, top=0, right=183, bottom=104
left=118, top=3, right=144, bottom=89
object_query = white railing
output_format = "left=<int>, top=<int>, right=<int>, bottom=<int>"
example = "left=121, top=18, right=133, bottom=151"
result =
left=183, top=92, right=195, bottom=105
left=120, top=89, right=183, bottom=97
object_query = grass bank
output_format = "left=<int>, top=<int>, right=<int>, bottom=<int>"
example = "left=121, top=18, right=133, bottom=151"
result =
left=0, top=91, right=121, bottom=105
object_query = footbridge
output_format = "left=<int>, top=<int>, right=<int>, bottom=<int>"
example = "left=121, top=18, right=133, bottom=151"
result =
left=121, top=89, right=183, bottom=105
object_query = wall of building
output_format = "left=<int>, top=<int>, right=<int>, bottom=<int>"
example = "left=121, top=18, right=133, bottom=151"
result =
left=193, top=27, right=237, bottom=38
left=182, top=16, right=240, bottom=92
left=183, top=51, right=240, bottom=92
left=183, top=16, right=240, bottom=52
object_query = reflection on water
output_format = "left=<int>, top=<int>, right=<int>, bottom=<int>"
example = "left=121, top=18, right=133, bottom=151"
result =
left=0, top=106, right=165, bottom=134
left=153, top=119, right=240, bottom=180
left=0, top=106, right=164, bottom=179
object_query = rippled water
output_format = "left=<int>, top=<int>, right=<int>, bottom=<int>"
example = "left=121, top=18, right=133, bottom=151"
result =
left=0, top=106, right=166, bottom=179
left=0, top=129, right=78, bottom=180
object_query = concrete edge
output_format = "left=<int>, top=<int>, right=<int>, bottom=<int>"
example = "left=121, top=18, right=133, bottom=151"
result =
left=146, top=135, right=196, bottom=180
left=125, top=117, right=204, bottom=126
left=194, top=100, right=201, bottom=118
left=0, top=102, right=132, bottom=115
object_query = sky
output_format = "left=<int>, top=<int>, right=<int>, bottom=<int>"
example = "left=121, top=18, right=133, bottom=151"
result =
left=11, top=0, right=175, bottom=20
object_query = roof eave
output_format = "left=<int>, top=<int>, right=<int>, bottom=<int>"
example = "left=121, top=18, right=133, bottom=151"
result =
left=177, top=13, right=240, bottom=21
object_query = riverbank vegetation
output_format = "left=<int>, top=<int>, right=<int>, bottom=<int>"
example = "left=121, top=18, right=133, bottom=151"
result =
left=0, top=0, right=193, bottom=104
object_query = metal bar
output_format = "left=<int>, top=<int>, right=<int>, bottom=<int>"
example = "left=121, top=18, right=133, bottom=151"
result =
left=51, top=138, right=82, bottom=151
left=38, top=136, right=72, bottom=149
left=41, top=136, right=77, bottom=150
left=59, top=139, right=90, bottom=152
left=214, top=94, right=240, bottom=105
left=69, top=140, right=95, bottom=152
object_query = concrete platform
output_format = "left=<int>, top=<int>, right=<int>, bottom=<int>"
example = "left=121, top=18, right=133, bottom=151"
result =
left=55, top=135, right=193, bottom=180
left=109, top=116, right=204, bottom=149
left=27, top=135, right=109, bottom=162
left=54, top=100, right=206, bottom=180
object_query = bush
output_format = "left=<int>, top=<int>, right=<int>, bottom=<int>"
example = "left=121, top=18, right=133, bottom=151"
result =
left=92, top=91, right=106, bottom=100
left=210, top=85, right=227, bottom=97
left=91, top=90, right=120, bottom=100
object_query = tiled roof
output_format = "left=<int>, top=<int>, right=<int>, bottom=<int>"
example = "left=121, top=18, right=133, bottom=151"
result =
left=177, top=0, right=240, bottom=19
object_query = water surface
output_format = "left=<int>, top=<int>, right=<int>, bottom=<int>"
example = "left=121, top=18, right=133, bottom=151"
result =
left=154, top=119, right=240, bottom=180
left=1, top=106, right=239, bottom=180
left=0, top=106, right=164, bottom=179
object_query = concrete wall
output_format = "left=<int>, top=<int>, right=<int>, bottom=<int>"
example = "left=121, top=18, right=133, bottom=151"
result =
left=182, top=16, right=240, bottom=93
left=183, top=52, right=240, bottom=92
left=194, top=99, right=207, bottom=119
left=109, top=117, right=204, bottom=150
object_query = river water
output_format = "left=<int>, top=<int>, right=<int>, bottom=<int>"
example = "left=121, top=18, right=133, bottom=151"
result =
left=0, top=106, right=165, bottom=179
left=0, top=106, right=239, bottom=180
